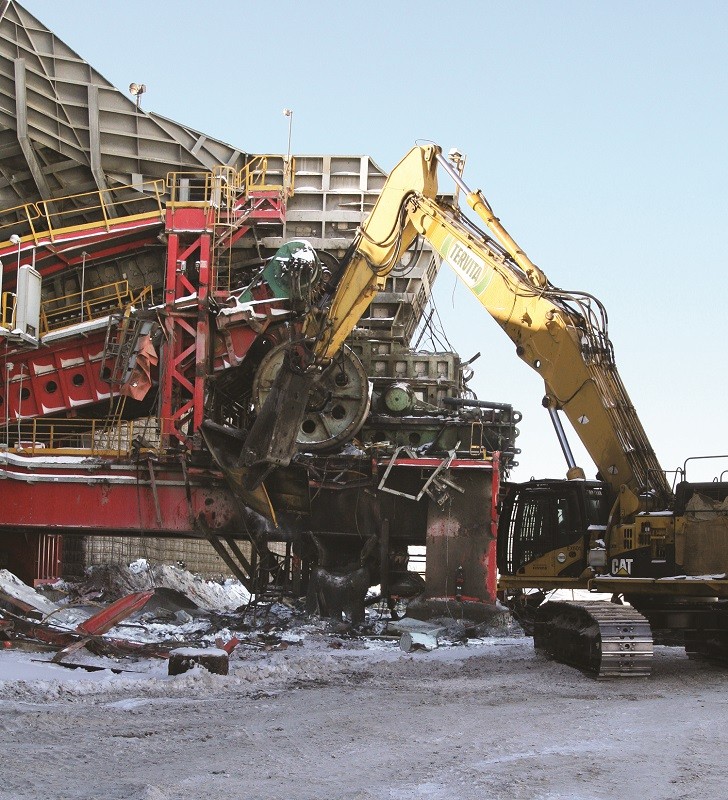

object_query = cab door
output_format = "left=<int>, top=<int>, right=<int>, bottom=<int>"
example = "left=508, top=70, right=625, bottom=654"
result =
left=498, top=483, right=587, bottom=578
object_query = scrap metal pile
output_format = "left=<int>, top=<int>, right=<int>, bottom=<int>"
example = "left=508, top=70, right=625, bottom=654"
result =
left=0, top=565, right=515, bottom=675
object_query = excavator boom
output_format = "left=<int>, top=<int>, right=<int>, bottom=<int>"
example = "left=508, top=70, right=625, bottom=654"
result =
left=303, top=144, right=439, bottom=359
left=245, top=143, right=669, bottom=504
left=403, top=187, right=669, bottom=501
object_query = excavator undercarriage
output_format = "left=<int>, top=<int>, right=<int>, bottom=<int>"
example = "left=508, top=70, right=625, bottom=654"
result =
left=533, top=600, right=653, bottom=678
left=509, top=589, right=728, bottom=678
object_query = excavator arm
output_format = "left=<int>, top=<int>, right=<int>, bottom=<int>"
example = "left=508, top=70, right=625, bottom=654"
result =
left=403, top=186, right=669, bottom=501
left=303, top=144, right=440, bottom=359
left=244, top=144, right=670, bottom=504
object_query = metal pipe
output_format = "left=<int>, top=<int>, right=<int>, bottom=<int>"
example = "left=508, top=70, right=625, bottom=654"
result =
left=4, top=362, right=12, bottom=445
left=16, top=364, right=25, bottom=446
left=436, top=150, right=548, bottom=288
left=683, top=454, right=728, bottom=483
left=442, top=396, right=513, bottom=412
left=80, top=250, right=87, bottom=323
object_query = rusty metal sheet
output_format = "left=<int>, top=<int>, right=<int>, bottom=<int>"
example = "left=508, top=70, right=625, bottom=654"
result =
left=76, top=590, right=154, bottom=636
left=201, top=420, right=310, bottom=520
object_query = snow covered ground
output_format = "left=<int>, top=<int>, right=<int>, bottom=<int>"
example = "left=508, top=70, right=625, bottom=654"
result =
left=1, top=572, right=727, bottom=800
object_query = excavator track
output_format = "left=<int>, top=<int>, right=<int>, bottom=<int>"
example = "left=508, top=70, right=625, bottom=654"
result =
left=533, top=601, right=653, bottom=678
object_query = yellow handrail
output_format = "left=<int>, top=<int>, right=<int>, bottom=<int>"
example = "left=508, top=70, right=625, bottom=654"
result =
left=0, top=178, right=166, bottom=248
left=0, top=158, right=292, bottom=250
left=166, top=171, right=215, bottom=207
left=37, top=179, right=166, bottom=242
left=40, top=280, right=153, bottom=334
left=0, top=201, right=42, bottom=238
left=0, top=159, right=290, bottom=279
left=241, top=155, right=269, bottom=192
left=167, top=154, right=292, bottom=211
left=241, top=154, right=295, bottom=196
left=1, top=416, right=163, bottom=457
left=132, top=284, right=154, bottom=306
left=0, top=290, right=15, bottom=331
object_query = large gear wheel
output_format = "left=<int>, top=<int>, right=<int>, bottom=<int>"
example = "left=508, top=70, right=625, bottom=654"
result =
left=253, top=343, right=370, bottom=452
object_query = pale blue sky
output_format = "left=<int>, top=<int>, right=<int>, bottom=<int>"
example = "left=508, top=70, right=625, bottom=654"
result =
left=25, top=1, right=728, bottom=483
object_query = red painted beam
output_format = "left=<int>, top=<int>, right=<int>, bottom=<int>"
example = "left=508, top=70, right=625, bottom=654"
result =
left=76, top=590, right=155, bottom=635
left=0, top=466, right=240, bottom=536
left=1, top=329, right=112, bottom=422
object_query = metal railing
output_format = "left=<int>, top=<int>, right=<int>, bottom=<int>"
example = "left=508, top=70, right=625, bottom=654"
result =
left=244, top=154, right=295, bottom=196
left=0, top=156, right=290, bottom=328
left=1, top=416, right=162, bottom=457
left=204, top=156, right=294, bottom=294
left=0, top=155, right=289, bottom=247
left=40, top=281, right=153, bottom=335
left=0, top=179, right=166, bottom=246
left=37, top=181, right=166, bottom=242
left=0, top=201, right=42, bottom=241
left=36, top=534, right=63, bottom=586
left=1, top=281, right=152, bottom=336
left=166, top=154, right=291, bottom=209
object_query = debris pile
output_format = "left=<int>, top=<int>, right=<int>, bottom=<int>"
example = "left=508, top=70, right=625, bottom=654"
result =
left=0, top=562, right=519, bottom=675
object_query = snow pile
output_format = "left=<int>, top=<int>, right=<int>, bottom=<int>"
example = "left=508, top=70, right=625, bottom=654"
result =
left=80, top=560, right=250, bottom=612
left=0, top=629, right=515, bottom=706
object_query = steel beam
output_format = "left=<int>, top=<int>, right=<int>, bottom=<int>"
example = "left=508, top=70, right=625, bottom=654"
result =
left=13, top=58, right=51, bottom=200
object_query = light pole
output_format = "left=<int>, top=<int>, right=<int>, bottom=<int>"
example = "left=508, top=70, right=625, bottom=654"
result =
left=10, top=233, right=21, bottom=270
left=16, top=364, right=25, bottom=447
left=80, top=251, right=87, bottom=323
left=283, top=108, right=293, bottom=194
left=9, top=234, right=21, bottom=331
left=283, top=108, right=293, bottom=162
left=4, top=362, right=12, bottom=446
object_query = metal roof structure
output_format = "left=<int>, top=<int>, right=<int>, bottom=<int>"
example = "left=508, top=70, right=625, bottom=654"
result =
left=0, top=0, right=440, bottom=343
left=0, top=0, right=247, bottom=210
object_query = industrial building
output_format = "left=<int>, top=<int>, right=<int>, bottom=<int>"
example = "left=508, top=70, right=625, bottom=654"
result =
left=0, top=1, right=520, bottom=618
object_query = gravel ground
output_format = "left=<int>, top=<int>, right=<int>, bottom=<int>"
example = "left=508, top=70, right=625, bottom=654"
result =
left=1, top=633, right=727, bottom=800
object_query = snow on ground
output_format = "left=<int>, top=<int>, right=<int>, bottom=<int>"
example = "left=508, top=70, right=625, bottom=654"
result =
left=1, top=571, right=727, bottom=800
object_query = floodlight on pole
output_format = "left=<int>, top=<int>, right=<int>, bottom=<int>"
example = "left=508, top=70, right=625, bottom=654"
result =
left=283, top=108, right=294, bottom=195
left=283, top=108, right=293, bottom=163
left=129, top=82, right=147, bottom=109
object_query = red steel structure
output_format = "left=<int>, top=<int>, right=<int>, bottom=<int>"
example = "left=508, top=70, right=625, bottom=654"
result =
left=0, top=4, right=509, bottom=612
left=0, top=170, right=503, bottom=609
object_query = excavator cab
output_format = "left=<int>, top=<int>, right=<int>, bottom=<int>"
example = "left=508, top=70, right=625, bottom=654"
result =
left=497, top=479, right=610, bottom=582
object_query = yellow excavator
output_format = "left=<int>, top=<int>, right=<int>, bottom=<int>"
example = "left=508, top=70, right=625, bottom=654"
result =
left=244, top=143, right=728, bottom=677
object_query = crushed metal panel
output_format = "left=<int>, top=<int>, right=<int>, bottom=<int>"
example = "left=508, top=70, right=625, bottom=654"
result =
left=201, top=420, right=310, bottom=521
left=76, top=589, right=155, bottom=636
left=0, top=567, right=58, bottom=617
